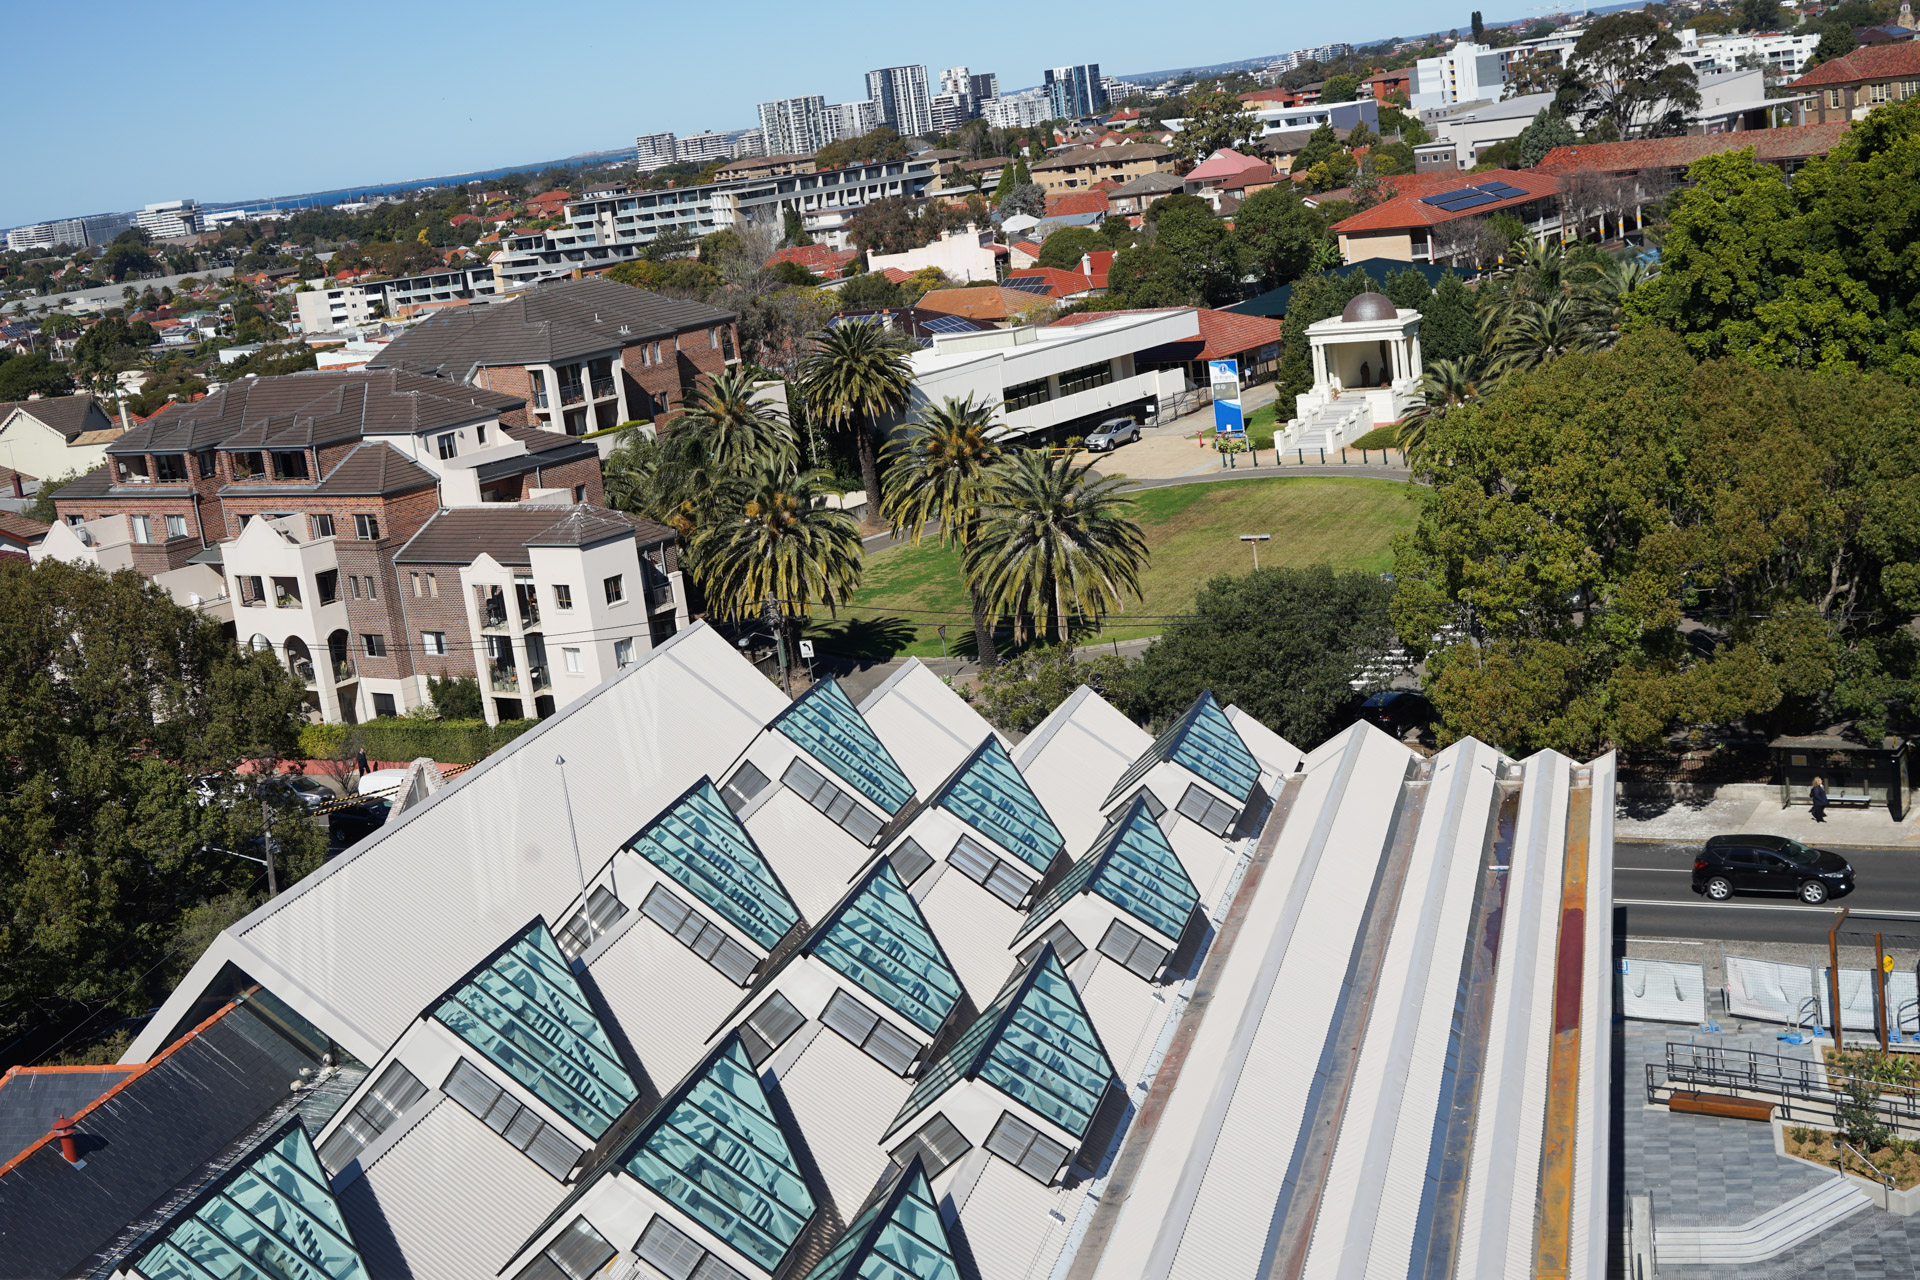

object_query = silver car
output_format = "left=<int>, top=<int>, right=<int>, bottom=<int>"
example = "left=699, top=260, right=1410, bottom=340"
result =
left=1085, top=417, right=1140, bottom=451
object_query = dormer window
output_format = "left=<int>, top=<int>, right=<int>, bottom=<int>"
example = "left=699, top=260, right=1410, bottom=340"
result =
left=272, top=450, right=309, bottom=481
left=154, top=454, right=188, bottom=482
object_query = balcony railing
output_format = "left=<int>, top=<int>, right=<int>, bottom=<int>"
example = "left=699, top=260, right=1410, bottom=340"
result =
left=559, top=384, right=585, bottom=406
left=519, top=602, right=540, bottom=628
left=332, top=657, right=357, bottom=682
left=291, top=658, right=317, bottom=685
left=590, top=376, right=615, bottom=398
left=481, top=602, right=509, bottom=630
left=241, top=596, right=267, bottom=609
left=530, top=664, right=552, bottom=692
left=645, top=580, right=675, bottom=611
left=274, top=590, right=301, bottom=609
left=490, top=665, right=521, bottom=693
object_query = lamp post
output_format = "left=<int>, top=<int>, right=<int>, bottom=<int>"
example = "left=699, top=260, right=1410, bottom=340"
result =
left=555, top=754, right=592, bottom=936
left=1239, top=533, right=1270, bottom=570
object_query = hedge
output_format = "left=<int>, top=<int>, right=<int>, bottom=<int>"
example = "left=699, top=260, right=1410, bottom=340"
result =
left=298, top=717, right=539, bottom=766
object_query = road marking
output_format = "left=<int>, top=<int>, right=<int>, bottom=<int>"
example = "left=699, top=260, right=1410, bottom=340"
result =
left=1617, top=867, right=1691, bottom=873
left=1614, top=897, right=1920, bottom=919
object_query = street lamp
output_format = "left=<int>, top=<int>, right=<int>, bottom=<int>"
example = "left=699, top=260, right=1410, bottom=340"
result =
left=1239, top=533, right=1271, bottom=569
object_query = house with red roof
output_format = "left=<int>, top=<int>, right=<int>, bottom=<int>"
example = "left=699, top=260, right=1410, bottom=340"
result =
left=524, top=189, right=572, bottom=218
left=914, top=285, right=1058, bottom=326
left=1009, top=240, right=1045, bottom=269
left=1050, top=306, right=1286, bottom=383
left=449, top=213, right=479, bottom=227
left=1792, top=43, right=1920, bottom=122
left=767, top=243, right=864, bottom=281
left=1045, top=190, right=1111, bottom=219
left=1005, top=266, right=1098, bottom=300
left=1330, top=168, right=1563, bottom=265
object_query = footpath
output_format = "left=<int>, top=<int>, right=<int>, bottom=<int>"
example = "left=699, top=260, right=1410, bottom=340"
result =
left=1616, top=781, right=1920, bottom=849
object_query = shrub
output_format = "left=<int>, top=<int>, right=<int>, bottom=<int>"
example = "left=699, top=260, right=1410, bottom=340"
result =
left=427, top=675, right=483, bottom=720
left=298, top=717, right=537, bottom=765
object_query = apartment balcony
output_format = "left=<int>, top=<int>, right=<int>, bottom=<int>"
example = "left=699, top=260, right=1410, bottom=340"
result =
left=332, top=657, right=357, bottom=683
left=480, top=603, right=509, bottom=631
left=645, top=580, right=676, bottom=612
left=292, top=658, right=317, bottom=685
left=559, top=385, right=585, bottom=406
left=590, top=376, right=615, bottom=399
left=530, top=664, right=552, bottom=692
left=533, top=389, right=549, bottom=408
left=490, top=665, right=521, bottom=693
left=273, top=590, right=302, bottom=609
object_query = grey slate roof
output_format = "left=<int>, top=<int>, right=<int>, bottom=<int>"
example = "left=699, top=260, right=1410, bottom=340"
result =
left=1032, top=143, right=1174, bottom=171
left=369, top=277, right=738, bottom=380
left=392, top=503, right=674, bottom=566
left=0, top=1066, right=135, bottom=1166
left=104, top=370, right=522, bottom=455
left=1108, top=171, right=1187, bottom=196
left=0, top=394, right=118, bottom=442
left=473, top=426, right=600, bottom=481
left=46, top=465, right=113, bottom=500
left=312, top=441, right=439, bottom=496
left=0, top=999, right=327, bottom=1280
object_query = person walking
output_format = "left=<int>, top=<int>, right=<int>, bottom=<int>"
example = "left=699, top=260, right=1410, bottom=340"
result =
left=1811, top=776, right=1829, bottom=824
left=354, top=747, right=370, bottom=785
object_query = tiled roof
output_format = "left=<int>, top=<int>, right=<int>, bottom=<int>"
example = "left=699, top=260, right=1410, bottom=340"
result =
left=1792, top=41, right=1920, bottom=86
left=309, top=441, right=438, bottom=496
left=1108, top=171, right=1186, bottom=196
left=106, top=369, right=521, bottom=454
left=1534, top=121, right=1851, bottom=174
left=1032, top=143, right=1174, bottom=171
left=371, top=277, right=735, bottom=377
left=394, top=503, right=674, bottom=565
left=1051, top=306, right=1282, bottom=361
left=0, top=462, right=35, bottom=487
left=1084, top=248, right=1116, bottom=289
left=1045, top=191, right=1111, bottom=218
left=0, top=393, right=115, bottom=442
left=0, top=1064, right=135, bottom=1164
left=1006, top=266, right=1095, bottom=298
left=1183, top=148, right=1267, bottom=182
left=881, top=267, right=916, bottom=283
left=769, top=244, right=863, bottom=280
left=914, top=286, right=1056, bottom=322
left=1217, top=162, right=1280, bottom=190
left=1011, top=240, right=1044, bottom=259
left=1331, top=168, right=1561, bottom=233
left=0, top=511, right=53, bottom=543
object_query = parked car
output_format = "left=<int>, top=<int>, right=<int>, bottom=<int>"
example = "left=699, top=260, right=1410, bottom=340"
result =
left=263, top=774, right=334, bottom=811
left=1693, top=834, right=1854, bottom=904
left=329, top=798, right=391, bottom=853
left=356, top=768, right=409, bottom=797
left=1359, top=690, right=1432, bottom=739
left=1085, top=417, right=1140, bottom=452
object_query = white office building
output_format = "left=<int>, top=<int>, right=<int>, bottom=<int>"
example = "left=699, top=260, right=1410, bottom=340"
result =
left=866, top=64, right=934, bottom=137
left=93, top=615, right=1612, bottom=1280
left=930, top=91, right=974, bottom=134
left=295, top=265, right=498, bottom=333
left=758, top=95, right=834, bottom=158
left=1412, top=42, right=1510, bottom=109
left=674, top=131, right=736, bottom=164
left=730, top=128, right=765, bottom=159
left=5, top=218, right=87, bottom=251
left=134, top=199, right=200, bottom=239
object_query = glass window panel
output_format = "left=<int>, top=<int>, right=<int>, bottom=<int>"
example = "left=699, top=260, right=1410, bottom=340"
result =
left=626, top=782, right=798, bottom=950
left=889, top=839, right=933, bottom=886
left=933, top=738, right=1063, bottom=873
left=1103, top=691, right=1259, bottom=807
left=772, top=679, right=914, bottom=814
left=808, top=864, right=962, bottom=1034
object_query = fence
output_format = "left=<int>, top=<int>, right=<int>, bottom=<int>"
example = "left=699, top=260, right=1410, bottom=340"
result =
left=1725, top=955, right=1920, bottom=1035
left=1621, top=958, right=1708, bottom=1025
left=1650, top=1039, right=1920, bottom=1133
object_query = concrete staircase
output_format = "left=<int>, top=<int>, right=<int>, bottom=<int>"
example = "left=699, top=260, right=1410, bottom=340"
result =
left=1653, top=1177, right=1872, bottom=1267
left=1287, top=400, right=1370, bottom=453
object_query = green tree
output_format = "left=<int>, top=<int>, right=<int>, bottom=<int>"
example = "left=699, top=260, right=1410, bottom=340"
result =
left=965, top=451, right=1148, bottom=644
left=1472, top=9, right=1486, bottom=41
left=1235, top=186, right=1329, bottom=289
left=692, top=468, right=863, bottom=685
left=780, top=206, right=814, bottom=248
left=427, top=675, right=483, bottom=719
left=996, top=182, right=1046, bottom=222
left=1171, top=85, right=1259, bottom=166
left=0, top=559, right=321, bottom=1061
left=1320, top=74, right=1363, bottom=104
left=680, top=367, right=798, bottom=474
left=1366, top=141, right=1417, bottom=175
left=799, top=320, right=916, bottom=514
left=1557, top=11, right=1701, bottom=138
left=1421, top=270, right=1481, bottom=363
left=1396, top=356, right=1486, bottom=451
left=972, top=646, right=1132, bottom=735
left=0, top=353, right=74, bottom=399
left=1106, top=243, right=1197, bottom=307
left=1515, top=108, right=1578, bottom=168
left=1809, top=20, right=1857, bottom=66
left=836, top=271, right=905, bottom=310
left=1129, top=565, right=1395, bottom=744
left=1036, top=225, right=1109, bottom=271
left=1384, top=265, right=1434, bottom=312
left=1148, top=200, right=1244, bottom=305
left=878, top=395, right=1006, bottom=667
left=1292, top=123, right=1346, bottom=174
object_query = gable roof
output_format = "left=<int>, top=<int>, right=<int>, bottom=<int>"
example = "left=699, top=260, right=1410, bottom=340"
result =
left=1103, top=689, right=1261, bottom=806
left=1533, top=121, right=1851, bottom=175
left=769, top=243, right=865, bottom=280
left=310, top=440, right=438, bottom=496
left=0, top=1064, right=136, bottom=1165
left=393, top=503, right=674, bottom=566
left=1107, top=170, right=1186, bottom=197
left=885, top=947, right=1115, bottom=1140
left=1793, top=41, right=1920, bottom=86
left=1005, top=266, right=1095, bottom=299
left=0, top=393, right=115, bottom=442
left=808, top=1156, right=961, bottom=1280
left=1331, top=168, right=1560, bottom=234
left=1032, top=143, right=1174, bottom=171
left=806, top=861, right=965, bottom=1035
left=620, top=1037, right=817, bottom=1272
left=772, top=679, right=917, bottom=816
left=1017, top=794, right=1199, bottom=944
left=930, top=736, right=1066, bottom=874
left=1183, top=148, right=1267, bottom=182
left=370, top=277, right=736, bottom=379
left=913, top=286, right=1056, bottom=323
left=1045, top=191, right=1111, bottom=218
left=625, top=778, right=802, bottom=951
left=0, top=510, right=51, bottom=545
left=432, top=920, right=639, bottom=1139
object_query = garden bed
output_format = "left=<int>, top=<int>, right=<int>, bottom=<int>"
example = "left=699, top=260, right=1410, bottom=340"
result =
left=1783, top=1124, right=1920, bottom=1190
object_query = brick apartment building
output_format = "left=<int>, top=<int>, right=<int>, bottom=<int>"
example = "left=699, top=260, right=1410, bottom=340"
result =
left=368, top=275, right=741, bottom=433
left=36, top=366, right=685, bottom=724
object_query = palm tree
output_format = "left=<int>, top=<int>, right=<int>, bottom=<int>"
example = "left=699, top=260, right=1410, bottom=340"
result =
left=679, top=366, right=797, bottom=474
left=799, top=320, right=916, bottom=519
left=692, top=467, right=863, bottom=686
left=1572, top=254, right=1655, bottom=349
left=1396, top=357, right=1484, bottom=453
left=880, top=395, right=1005, bottom=667
left=965, top=450, right=1148, bottom=646
left=1487, top=294, right=1603, bottom=376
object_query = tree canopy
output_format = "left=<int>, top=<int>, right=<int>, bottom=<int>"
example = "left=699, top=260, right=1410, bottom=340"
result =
left=1556, top=11, right=1701, bottom=139
left=1171, top=86, right=1259, bottom=167
left=1235, top=186, right=1329, bottom=290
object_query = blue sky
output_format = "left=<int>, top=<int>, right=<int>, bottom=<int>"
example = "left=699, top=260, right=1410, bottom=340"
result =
left=2, top=0, right=1455, bottom=228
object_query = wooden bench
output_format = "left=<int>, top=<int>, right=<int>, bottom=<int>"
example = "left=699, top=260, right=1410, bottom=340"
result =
left=1669, top=1091, right=1775, bottom=1122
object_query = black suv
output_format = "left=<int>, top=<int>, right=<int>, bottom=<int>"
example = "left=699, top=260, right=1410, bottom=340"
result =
left=1693, top=834, right=1854, bottom=904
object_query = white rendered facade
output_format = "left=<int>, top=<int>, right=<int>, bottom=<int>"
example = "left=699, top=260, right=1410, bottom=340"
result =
left=866, top=64, right=934, bottom=137
left=1412, top=42, right=1509, bottom=109
left=830, top=97, right=881, bottom=141
left=134, top=199, right=200, bottom=238
left=634, top=131, right=678, bottom=170
left=757, top=96, right=832, bottom=157
left=983, top=92, right=1052, bottom=129
left=1295, top=299, right=1424, bottom=426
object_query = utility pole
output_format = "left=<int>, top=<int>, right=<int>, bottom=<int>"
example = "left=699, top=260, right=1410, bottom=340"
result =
left=260, top=796, right=277, bottom=896
left=555, top=755, right=591, bottom=933
left=765, top=594, right=790, bottom=692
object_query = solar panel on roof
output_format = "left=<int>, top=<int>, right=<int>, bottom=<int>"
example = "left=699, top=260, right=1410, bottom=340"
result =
left=1477, top=181, right=1529, bottom=199
left=1420, top=186, right=1476, bottom=207
left=922, top=314, right=979, bottom=335
left=1001, top=275, right=1053, bottom=293
left=1433, top=191, right=1500, bottom=212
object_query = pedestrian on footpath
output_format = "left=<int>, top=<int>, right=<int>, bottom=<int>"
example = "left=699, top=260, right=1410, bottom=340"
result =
left=355, top=747, right=369, bottom=785
left=1811, top=776, right=1829, bottom=823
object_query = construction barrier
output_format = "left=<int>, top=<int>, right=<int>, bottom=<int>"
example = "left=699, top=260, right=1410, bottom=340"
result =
left=1724, top=955, right=1920, bottom=1034
left=1621, top=958, right=1707, bottom=1024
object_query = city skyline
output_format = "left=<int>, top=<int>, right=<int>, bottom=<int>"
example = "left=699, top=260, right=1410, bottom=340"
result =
left=0, top=0, right=1452, bottom=228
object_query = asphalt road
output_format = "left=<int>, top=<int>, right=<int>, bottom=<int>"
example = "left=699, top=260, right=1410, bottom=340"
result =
left=1616, top=839, right=1920, bottom=943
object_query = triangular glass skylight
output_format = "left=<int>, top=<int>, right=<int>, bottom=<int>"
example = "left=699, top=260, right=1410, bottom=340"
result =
left=808, top=862, right=965, bottom=1035
left=809, top=1156, right=962, bottom=1280
left=627, top=779, right=801, bottom=950
left=1102, top=690, right=1260, bottom=807
left=131, top=1121, right=369, bottom=1280
left=932, top=736, right=1065, bottom=874
left=773, top=679, right=915, bottom=815
left=435, top=921, right=638, bottom=1139
left=887, top=948, right=1115, bottom=1141
left=1017, top=795, right=1199, bottom=945
left=623, top=1037, right=816, bottom=1273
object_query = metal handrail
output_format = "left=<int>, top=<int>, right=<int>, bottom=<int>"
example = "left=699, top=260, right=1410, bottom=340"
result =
left=1653, top=1040, right=1920, bottom=1131
left=1841, top=1139, right=1897, bottom=1189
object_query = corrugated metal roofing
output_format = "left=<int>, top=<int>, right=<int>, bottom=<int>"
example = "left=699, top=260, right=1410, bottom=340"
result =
left=859, top=660, right=1004, bottom=796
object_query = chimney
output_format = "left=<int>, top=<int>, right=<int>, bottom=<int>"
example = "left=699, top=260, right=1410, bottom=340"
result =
left=53, top=1115, right=80, bottom=1164
left=119, top=399, right=131, bottom=431
left=9, top=471, right=21, bottom=499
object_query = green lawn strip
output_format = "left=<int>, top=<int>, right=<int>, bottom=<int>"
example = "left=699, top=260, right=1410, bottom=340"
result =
left=808, top=476, right=1420, bottom=659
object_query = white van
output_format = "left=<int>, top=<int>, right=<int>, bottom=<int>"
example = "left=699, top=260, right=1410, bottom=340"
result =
left=354, top=768, right=409, bottom=797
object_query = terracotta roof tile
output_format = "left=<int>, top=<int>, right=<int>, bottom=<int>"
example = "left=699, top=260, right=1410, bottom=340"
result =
left=0, top=511, right=50, bottom=543
left=914, top=286, right=1056, bottom=322
left=1045, top=191, right=1112, bottom=217
left=1184, top=149, right=1267, bottom=182
left=1331, top=168, right=1561, bottom=233
left=767, top=244, right=862, bottom=280
left=1049, top=306, right=1283, bottom=361
left=1793, top=43, right=1920, bottom=86
left=1534, top=122, right=1851, bottom=174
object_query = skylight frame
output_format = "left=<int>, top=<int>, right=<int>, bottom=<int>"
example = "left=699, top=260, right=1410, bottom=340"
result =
left=624, top=777, right=801, bottom=951
left=770, top=679, right=915, bottom=816
left=806, top=862, right=966, bottom=1035
left=932, top=736, right=1065, bottom=874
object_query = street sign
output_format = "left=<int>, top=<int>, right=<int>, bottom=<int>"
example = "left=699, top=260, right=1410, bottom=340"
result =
left=799, top=640, right=815, bottom=659
left=1210, top=358, right=1245, bottom=437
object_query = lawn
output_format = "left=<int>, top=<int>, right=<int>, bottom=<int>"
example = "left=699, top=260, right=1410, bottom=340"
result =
left=805, top=476, right=1421, bottom=660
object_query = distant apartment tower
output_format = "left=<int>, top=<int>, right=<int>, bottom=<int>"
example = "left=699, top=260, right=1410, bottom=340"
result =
left=828, top=99, right=881, bottom=142
left=758, top=95, right=833, bottom=157
left=134, top=200, right=199, bottom=239
left=982, top=91, right=1052, bottom=129
left=675, top=131, right=736, bottom=164
left=635, top=131, right=678, bottom=170
left=1044, top=64, right=1106, bottom=119
left=969, top=71, right=999, bottom=101
left=6, top=218, right=87, bottom=252
left=731, top=129, right=766, bottom=159
left=865, top=65, right=933, bottom=137
left=929, top=91, right=973, bottom=135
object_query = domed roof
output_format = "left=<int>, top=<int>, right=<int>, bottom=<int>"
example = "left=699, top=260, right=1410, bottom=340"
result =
left=1341, top=292, right=1398, bottom=323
